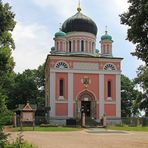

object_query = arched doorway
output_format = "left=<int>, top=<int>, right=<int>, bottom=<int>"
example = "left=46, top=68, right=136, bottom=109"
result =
left=76, top=90, right=96, bottom=119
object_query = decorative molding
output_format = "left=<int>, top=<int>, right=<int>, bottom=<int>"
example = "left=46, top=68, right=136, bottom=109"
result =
left=73, top=62, right=99, bottom=70
left=81, top=76, right=91, bottom=88
left=107, top=97, right=112, bottom=101
left=50, top=69, right=121, bottom=74
left=57, top=96, right=65, bottom=100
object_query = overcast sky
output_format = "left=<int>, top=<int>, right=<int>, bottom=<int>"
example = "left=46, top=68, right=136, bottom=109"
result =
left=3, top=0, right=143, bottom=79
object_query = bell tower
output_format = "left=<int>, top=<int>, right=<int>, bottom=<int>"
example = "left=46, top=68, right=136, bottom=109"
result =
left=100, top=27, right=113, bottom=56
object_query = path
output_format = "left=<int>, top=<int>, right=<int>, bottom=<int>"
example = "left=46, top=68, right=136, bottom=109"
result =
left=8, top=129, right=148, bottom=148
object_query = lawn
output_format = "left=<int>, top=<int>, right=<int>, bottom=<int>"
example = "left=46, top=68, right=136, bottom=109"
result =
left=10, top=126, right=81, bottom=132
left=107, top=126, right=148, bottom=132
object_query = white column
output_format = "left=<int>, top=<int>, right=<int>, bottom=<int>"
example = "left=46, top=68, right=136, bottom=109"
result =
left=71, top=40, right=73, bottom=52
left=116, top=74, right=121, bottom=117
left=50, top=72, right=56, bottom=117
left=68, top=72, right=73, bottom=117
left=99, top=74, right=104, bottom=118
left=79, top=40, right=81, bottom=52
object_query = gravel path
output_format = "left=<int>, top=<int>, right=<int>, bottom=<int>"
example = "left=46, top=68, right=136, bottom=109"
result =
left=8, top=130, right=148, bottom=148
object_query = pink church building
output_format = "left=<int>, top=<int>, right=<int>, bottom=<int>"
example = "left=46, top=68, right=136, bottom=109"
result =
left=45, top=4, right=123, bottom=125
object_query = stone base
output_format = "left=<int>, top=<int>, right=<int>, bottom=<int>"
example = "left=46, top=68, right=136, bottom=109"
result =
left=49, top=118, right=66, bottom=125
left=106, top=117, right=121, bottom=125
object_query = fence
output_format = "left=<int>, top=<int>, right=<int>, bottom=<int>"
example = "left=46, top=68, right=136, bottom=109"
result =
left=121, top=117, right=148, bottom=127
left=15, top=115, right=148, bottom=127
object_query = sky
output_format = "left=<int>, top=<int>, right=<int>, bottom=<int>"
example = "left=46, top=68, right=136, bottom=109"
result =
left=3, top=0, right=143, bottom=79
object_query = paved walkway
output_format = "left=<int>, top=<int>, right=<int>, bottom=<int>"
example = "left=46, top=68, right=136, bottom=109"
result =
left=8, top=129, right=148, bottom=148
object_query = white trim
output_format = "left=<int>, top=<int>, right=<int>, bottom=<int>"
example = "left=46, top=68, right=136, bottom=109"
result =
left=99, top=74, right=104, bottom=118
left=57, top=96, right=65, bottom=100
left=48, top=55, right=123, bottom=62
left=75, top=89, right=97, bottom=101
left=68, top=72, right=73, bottom=118
left=116, top=74, right=121, bottom=117
left=50, top=68, right=121, bottom=75
left=50, top=72, right=56, bottom=117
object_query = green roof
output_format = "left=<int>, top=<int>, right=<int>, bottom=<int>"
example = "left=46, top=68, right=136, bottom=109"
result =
left=96, top=49, right=99, bottom=53
left=101, top=31, right=112, bottom=41
left=55, top=30, right=66, bottom=38
left=51, top=46, right=55, bottom=51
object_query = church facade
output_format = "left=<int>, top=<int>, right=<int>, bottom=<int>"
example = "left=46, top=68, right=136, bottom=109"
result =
left=45, top=5, right=123, bottom=124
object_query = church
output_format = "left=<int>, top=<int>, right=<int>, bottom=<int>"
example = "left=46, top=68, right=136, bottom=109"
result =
left=45, top=2, right=123, bottom=125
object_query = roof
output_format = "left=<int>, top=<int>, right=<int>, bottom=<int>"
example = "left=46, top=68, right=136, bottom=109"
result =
left=62, top=12, right=98, bottom=36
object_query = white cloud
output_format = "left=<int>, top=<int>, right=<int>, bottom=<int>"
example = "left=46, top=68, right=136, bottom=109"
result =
left=32, top=0, right=76, bottom=18
left=12, top=22, right=52, bottom=73
left=113, top=0, right=129, bottom=12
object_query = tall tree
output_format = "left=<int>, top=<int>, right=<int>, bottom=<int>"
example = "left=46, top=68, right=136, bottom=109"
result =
left=121, top=74, right=142, bottom=117
left=0, top=0, right=16, bottom=117
left=134, top=65, right=148, bottom=116
left=0, top=0, right=16, bottom=80
left=0, top=1, right=16, bottom=145
left=120, top=0, right=148, bottom=64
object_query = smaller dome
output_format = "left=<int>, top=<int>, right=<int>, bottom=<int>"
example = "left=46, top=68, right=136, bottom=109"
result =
left=51, top=46, right=55, bottom=51
left=55, top=30, right=66, bottom=38
left=96, top=49, right=99, bottom=54
left=101, top=31, right=112, bottom=41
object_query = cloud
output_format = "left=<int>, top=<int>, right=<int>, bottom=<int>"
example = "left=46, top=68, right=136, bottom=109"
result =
left=32, top=0, right=76, bottom=18
left=12, top=22, right=52, bottom=73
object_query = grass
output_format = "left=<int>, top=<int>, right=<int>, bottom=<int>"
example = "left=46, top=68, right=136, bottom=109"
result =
left=107, top=125, right=148, bottom=132
left=5, top=142, right=36, bottom=148
left=10, top=126, right=81, bottom=132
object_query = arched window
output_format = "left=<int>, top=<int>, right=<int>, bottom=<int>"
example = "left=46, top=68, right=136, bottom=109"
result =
left=107, top=45, right=109, bottom=53
left=107, top=81, right=111, bottom=97
left=69, top=41, right=71, bottom=52
left=57, top=42, right=59, bottom=51
left=59, top=79, right=64, bottom=96
left=81, top=40, right=84, bottom=52
left=60, top=41, right=62, bottom=50
left=103, top=45, right=106, bottom=53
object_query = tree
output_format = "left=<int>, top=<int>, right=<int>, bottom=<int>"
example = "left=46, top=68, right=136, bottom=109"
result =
left=0, top=1, right=16, bottom=146
left=0, top=0, right=16, bottom=81
left=0, top=0, right=16, bottom=106
left=120, top=0, right=148, bottom=64
left=134, top=65, right=148, bottom=116
left=7, top=64, right=45, bottom=109
left=121, top=74, right=142, bottom=117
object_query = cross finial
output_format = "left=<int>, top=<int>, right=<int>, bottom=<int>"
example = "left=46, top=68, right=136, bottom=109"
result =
left=105, top=26, right=108, bottom=34
left=77, top=0, right=81, bottom=12
left=59, top=23, right=62, bottom=31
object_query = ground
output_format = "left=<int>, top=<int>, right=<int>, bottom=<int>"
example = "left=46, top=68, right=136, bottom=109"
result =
left=8, top=129, right=148, bottom=148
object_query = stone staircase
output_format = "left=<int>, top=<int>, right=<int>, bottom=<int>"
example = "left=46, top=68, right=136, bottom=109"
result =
left=76, top=117, right=101, bottom=127
left=85, top=117, right=99, bottom=127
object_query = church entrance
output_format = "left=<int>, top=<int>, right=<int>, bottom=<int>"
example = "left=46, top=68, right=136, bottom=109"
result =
left=76, top=90, right=96, bottom=119
left=81, top=101, right=91, bottom=117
